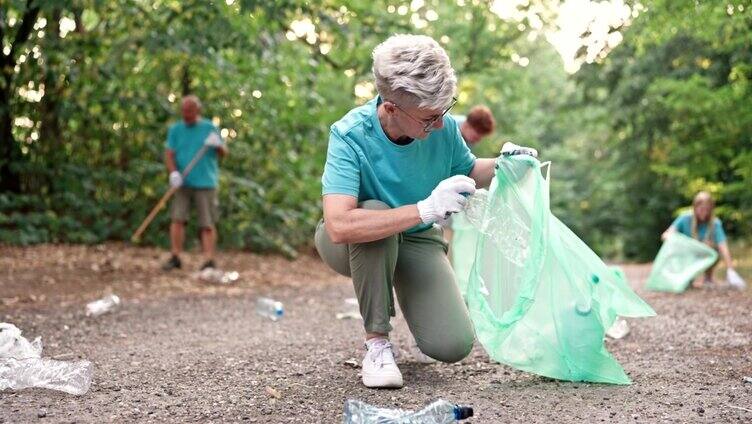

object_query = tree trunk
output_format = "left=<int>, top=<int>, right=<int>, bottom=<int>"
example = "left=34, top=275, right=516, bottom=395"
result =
left=0, top=75, right=21, bottom=192
left=181, top=64, right=191, bottom=95
left=39, top=8, right=62, bottom=150
left=0, top=0, right=42, bottom=193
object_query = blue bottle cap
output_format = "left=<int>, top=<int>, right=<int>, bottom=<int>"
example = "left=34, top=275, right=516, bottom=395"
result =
left=454, top=406, right=474, bottom=420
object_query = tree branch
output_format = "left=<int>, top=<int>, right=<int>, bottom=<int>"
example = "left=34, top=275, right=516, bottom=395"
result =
left=0, top=7, right=6, bottom=53
left=7, top=0, right=41, bottom=68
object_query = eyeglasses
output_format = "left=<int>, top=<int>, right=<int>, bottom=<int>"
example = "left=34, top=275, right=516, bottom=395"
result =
left=390, top=97, right=458, bottom=133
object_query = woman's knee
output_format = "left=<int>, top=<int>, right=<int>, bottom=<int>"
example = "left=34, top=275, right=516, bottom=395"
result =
left=418, top=334, right=474, bottom=363
left=314, top=220, right=351, bottom=277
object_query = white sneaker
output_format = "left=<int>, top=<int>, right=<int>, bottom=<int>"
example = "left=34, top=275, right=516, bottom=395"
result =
left=361, top=338, right=403, bottom=389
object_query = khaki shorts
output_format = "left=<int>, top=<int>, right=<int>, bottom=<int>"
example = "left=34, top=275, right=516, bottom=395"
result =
left=170, top=188, right=219, bottom=228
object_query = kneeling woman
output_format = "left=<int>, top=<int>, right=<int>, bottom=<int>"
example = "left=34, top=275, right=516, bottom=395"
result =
left=315, top=34, right=534, bottom=389
left=661, top=191, right=742, bottom=287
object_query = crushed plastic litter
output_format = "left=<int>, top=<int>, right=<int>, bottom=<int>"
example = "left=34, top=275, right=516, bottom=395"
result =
left=195, top=268, right=240, bottom=285
left=86, top=294, right=120, bottom=317
left=343, top=398, right=473, bottom=423
left=0, top=323, right=93, bottom=395
left=335, top=298, right=362, bottom=320
left=605, top=318, right=630, bottom=340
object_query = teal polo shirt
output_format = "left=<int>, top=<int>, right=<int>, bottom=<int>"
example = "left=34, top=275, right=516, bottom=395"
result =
left=671, top=213, right=727, bottom=244
left=165, top=119, right=220, bottom=189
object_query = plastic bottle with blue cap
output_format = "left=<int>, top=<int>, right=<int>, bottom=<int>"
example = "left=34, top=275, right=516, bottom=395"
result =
left=255, top=297, right=284, bottom=321
left=343, top=398, right=473, bottom=423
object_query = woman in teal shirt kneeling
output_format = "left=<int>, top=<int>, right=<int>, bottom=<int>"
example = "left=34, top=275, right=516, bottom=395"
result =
left=314, top=34, right=536, bottom=389
left=661, top=191, right=743, bottom=287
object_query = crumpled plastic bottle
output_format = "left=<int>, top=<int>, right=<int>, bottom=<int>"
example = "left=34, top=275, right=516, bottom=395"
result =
left=343, top=399, right=473, bottom=423
left=0, top=323, right=93, bottom=395
left=86, top=294, right=120, bottom=317
left=605, top=317, right=630, bottom=339
left=196, top=268, right=240, bottom=285
left=335, top=298, right=362, bottom=320
left=464, top=189, right=530, bottom=267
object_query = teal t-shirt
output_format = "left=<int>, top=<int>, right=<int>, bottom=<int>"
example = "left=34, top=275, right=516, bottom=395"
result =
left=165, top=119, right=220, bottom=189
left=454, top=115, right=469, bottom=146
left=321, top=96, right=477, bottom=234
left=671, top=212, right=727, bottom=244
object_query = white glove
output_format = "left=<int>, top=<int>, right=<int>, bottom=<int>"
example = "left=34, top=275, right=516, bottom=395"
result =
left=727, top=268, right=747, bottom=290
left=501, top=141, right=538, bottom=158
left=204, top=132, right=223, bottom=148
left=417, top=175, right=476, bottom=224
left=169, top=170, right=182, bottom=188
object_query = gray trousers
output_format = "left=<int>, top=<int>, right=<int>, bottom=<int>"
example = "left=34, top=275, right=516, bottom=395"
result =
left=315, top=200, right=474, bottom=363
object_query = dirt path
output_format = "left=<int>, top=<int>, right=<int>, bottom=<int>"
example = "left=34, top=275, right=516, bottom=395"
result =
left=1, top=244, right=751, bottom=423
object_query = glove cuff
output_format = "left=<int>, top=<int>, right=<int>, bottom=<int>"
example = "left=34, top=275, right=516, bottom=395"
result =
left=416, top=199, right=438, bottom=224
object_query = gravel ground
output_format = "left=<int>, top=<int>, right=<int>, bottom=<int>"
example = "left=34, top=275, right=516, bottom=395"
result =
left=1, top=243, right=751, bottom=423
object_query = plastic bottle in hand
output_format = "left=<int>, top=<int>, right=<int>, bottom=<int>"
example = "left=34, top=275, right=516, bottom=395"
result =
left=343, top=399, right=473, bottom=423
left=256, top=297, right=284, bottom=321
left=85, top=294, right=120, bottom=317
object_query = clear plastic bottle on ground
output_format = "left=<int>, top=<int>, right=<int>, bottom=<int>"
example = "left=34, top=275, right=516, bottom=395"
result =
left=85, top=294, right=120, bottom=317
left=196, top=268, right=240, bottom=284
left=0, top=358, right=93, bottom=395
left=343, top=399, right=473, bottom=423
left=605, top=317, right=630, bottom=339
left=335, top=298, right=362, bottom=320
left=256, top=297, right=284, bottom=321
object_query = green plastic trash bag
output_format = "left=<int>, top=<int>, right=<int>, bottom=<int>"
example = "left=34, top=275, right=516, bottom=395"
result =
left=465, top=155, right=655, bottom=385
left=645, top=233, right=718, bottom=293
left=610, top=266, right=627, bottom=283
left=451, top=207, right=483, bottom=300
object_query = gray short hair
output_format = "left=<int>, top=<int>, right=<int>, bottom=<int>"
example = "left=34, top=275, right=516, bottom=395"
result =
left=372, top=34, right=456, bottom=110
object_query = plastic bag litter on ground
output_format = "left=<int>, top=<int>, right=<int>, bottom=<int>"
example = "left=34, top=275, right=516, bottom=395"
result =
left=0, top=323, right=92, bottom=395
left=464, top=156, right=655, bottom=385
left=645, top=233, right=718, bottom=293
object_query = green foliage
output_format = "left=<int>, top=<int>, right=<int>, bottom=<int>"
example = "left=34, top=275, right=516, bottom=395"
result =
left=0, top=0, right=544, bottom=254
left=553, top=0, right=752, bottom=260
left=2, top=0, right=748, bottom=261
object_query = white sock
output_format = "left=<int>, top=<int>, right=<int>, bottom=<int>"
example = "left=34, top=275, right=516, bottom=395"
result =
left=365, top=337, right=388, bottom=349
